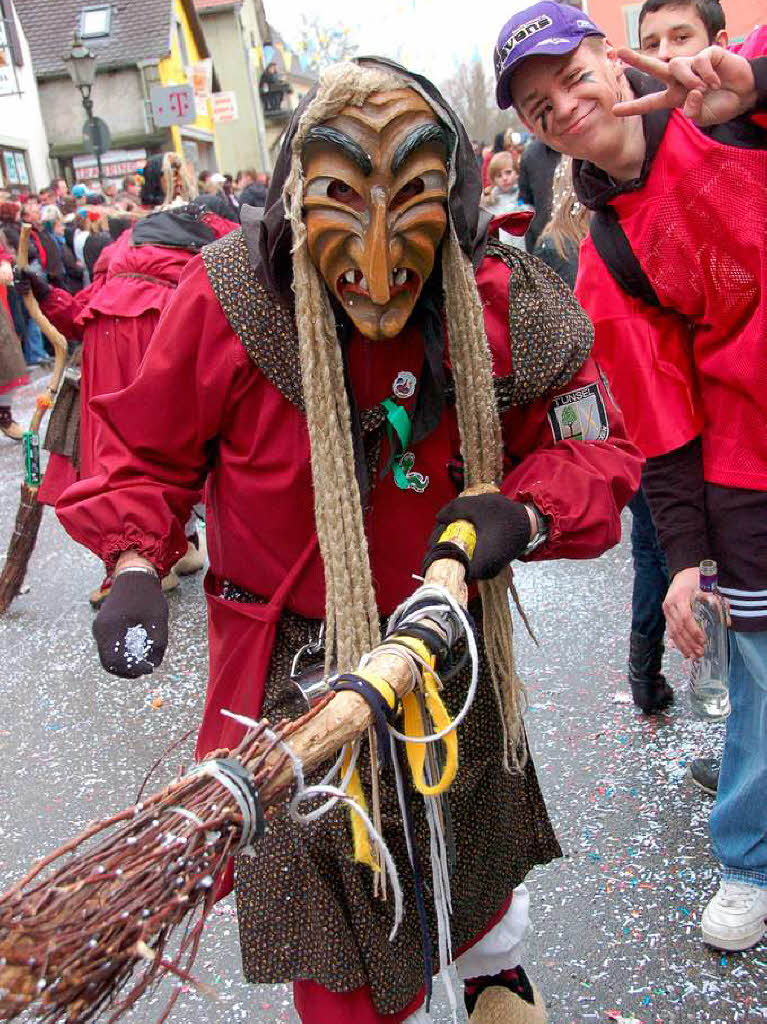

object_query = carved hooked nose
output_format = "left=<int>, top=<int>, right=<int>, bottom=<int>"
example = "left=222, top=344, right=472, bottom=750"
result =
left=363, top=192, right=391, bottom=305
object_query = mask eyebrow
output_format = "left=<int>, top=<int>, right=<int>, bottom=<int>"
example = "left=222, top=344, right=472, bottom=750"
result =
left=302, top=126, right=373, bottom=176
left=391, top=123, right=449, bottom=176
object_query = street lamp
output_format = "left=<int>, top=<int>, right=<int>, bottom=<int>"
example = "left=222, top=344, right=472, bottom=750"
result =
left=62, top=35, right=103, bottom=184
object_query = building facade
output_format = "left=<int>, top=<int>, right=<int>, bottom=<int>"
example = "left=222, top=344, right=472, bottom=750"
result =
left=259, top=28, right=315, bottom=166
left=0, top=0, right=52, bottom=193
left=585, top=0, right=767, bottom=49
left=15, top=0, right=221, bottom=186
left=194, top=0, right=271, bottom=174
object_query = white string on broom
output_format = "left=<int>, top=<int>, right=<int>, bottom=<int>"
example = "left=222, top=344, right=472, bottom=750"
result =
left=222, top=580, right=482, bottom=1017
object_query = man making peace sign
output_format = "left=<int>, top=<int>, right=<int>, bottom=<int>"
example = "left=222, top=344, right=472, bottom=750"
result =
left=493, top=2, right=767, bottom=954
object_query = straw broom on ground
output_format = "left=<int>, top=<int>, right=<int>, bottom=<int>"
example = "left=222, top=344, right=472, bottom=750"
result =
left=0, top=224, right=68, bottom=613
left=0, top=539, right=477, bottom=1024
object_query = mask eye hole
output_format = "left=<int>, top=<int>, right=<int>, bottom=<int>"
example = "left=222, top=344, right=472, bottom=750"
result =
left=391, top=176, right=425, bottom=210
left=327, top=178, right=365, bottom=211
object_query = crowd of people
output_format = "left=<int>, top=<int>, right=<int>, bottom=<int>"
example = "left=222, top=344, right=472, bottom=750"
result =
left=0, top=1, right=764, bottom=1022
left=0, top=162, right=272, bottom=441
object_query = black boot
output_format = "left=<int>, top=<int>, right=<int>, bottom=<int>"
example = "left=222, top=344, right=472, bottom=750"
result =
left=628, top=631, right=674, bottom=713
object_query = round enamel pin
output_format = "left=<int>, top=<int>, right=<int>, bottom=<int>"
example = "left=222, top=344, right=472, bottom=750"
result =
left=392, top=370, right=416, bottom=399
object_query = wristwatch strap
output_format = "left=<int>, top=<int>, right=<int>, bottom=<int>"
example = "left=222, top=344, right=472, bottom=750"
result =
left=521, top=503, right=549, bottom=556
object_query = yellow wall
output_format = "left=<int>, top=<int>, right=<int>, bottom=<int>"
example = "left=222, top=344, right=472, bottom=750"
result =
left=158, top=0, right=217, bottom=156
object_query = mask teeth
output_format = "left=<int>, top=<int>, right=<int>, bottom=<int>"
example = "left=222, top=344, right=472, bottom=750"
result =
left=394, top=267, right=407, bottom=286
left=359, top=276, right=368, bottom=291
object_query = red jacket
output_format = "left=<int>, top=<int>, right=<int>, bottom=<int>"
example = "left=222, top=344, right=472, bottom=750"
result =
left=57, top=252, right=641, bottom=608
left=576, top=110, right=767, bottom=488
left=37, top=211, right=236, bottom=503
left=56, top=249, right=641, bottom=761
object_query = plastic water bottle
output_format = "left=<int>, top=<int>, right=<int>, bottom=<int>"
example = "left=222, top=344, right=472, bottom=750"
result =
left=689, top=560, right=730, bottom=719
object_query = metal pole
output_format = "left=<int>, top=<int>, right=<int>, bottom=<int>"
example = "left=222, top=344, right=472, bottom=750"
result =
left=80, top=86, right=102, bottom=186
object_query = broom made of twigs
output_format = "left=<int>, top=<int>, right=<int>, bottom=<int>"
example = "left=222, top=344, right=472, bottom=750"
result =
left=0, top=225, right=69, bottom=613
left=0, top=537, right=477, bottom=1024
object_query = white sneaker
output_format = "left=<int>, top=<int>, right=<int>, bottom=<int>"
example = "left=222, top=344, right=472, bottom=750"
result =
left=701, top=881, right=767, bottom=951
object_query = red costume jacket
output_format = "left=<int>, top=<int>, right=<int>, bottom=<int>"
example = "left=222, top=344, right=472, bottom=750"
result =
left=576, top=109, right=767, bottom=487
left=57, top=250, right=642, bottom=756
left=37, top=210, right=235, bottom=504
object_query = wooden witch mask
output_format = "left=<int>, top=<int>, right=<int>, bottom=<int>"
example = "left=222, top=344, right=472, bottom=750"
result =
left=301, top=89, right=450, bottom=340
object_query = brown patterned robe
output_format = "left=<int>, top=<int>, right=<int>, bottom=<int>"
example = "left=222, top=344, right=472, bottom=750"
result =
left=201, top=233, right=579, bottom=1014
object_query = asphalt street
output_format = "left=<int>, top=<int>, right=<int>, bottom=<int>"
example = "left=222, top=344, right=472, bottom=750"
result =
left=0, top=370, right=764, bottom=1024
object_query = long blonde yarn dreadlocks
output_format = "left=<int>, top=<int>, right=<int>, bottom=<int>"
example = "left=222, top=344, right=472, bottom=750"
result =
left=283, top=62, right=527, bottom=768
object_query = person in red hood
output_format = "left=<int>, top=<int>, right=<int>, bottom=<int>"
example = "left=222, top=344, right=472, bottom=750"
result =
left=0, top=238, right=27, bottom=440
left=16, top=154, right=238, bottom=604
left=494, top=1, right=767, bottom=954
left=54, top=59, right=641, bottom=1024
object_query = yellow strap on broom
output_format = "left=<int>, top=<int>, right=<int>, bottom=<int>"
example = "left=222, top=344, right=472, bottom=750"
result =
left=341, top=519, right=475, bottom=863
left=393, top=636, right=458, bottom=797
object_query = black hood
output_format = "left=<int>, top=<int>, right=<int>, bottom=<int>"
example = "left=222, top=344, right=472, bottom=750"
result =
left=253, top=55, right=484, bottom=302
left=131, top=204, right=216, bottom=250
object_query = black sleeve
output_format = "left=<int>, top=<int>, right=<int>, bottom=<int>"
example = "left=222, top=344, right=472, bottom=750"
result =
left=642, top=436, right=709, bottom=577
left=518, top=153, right=533, bottom=206
left=751, top=57, right=767, bottom=110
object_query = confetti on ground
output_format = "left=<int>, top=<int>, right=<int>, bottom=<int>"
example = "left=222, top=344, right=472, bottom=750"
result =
left=0, top=379, right=764, bottom=1024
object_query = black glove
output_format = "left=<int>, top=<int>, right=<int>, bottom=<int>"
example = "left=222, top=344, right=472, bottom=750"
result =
left=13, top=265, right=50, bottom=303
left=92, top=571, right=169, bottom=679
left=422, top=493, right=532, bottom=581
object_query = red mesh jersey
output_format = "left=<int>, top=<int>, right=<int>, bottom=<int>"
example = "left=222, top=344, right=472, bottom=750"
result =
left=581, top=111, right=767, bottom=488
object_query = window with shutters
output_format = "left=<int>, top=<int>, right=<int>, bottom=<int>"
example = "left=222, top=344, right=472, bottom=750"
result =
left=0, top=148, right=30, bottom=188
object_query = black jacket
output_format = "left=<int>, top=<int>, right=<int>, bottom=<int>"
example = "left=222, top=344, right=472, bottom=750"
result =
left=518, top=141, right=560, bottom=253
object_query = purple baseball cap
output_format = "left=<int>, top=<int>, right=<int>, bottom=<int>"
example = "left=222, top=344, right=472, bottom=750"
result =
left=494, top=2, right=604, bottom=110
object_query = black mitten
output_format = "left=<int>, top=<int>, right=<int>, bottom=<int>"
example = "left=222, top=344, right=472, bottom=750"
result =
left=13, top=265, right=50, bottom=302
left=422, top=493, right=531, bottom=581
left=92, top=571, right=169, bottom=678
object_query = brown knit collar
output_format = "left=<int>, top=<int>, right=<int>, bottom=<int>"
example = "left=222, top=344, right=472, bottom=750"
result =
left=201, top=229, right=591, bottom=418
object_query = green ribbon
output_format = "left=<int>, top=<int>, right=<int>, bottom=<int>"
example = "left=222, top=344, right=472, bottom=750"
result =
left=381, top=397, right=412, bottom=451
left=380, top=398, right=428, bottom=492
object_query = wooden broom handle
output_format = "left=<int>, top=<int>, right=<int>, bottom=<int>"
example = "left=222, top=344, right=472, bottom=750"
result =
left=17, top=225, right=68, bottom=433
left=256, top=517, right=482, bottom=802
